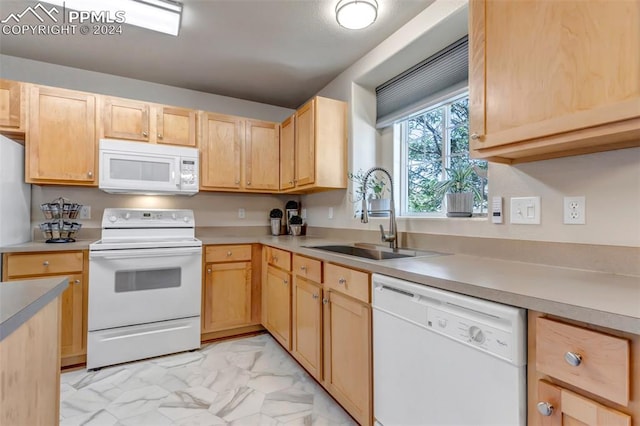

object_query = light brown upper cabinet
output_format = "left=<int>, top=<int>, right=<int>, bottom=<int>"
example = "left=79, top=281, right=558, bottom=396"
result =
left=0, top=79, right=26, bottom=137
left=280, top=115, right=296, bottom=191
left=27, top=85, right=97, bottom=185
left=281, top=96, right=347, bottom=192
left=199, top=112, right=280, bottom=192
left=469, top=0, right=640, bottom=163
left=102, top=96, right=196, bottom=146
left=245, top=119, right=280, bottom=191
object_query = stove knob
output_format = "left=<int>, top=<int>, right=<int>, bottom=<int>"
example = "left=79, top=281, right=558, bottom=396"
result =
left=183, top=216, right=191, bottom=223
left=124, top=212, right=131, bottom=220
left=469, top=326, right=485, bottom=344
left=108, top=215, right=117, bottom=223
left=438, top=318, right=447, bottom=328
left=172, top=213, right=177, bottom=220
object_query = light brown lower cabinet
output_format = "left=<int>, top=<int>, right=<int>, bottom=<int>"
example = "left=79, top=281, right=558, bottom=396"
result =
left=263, top=265, right=292, bottom=350
left=2, top=251, right=88, bottom=368
left=201, top=244, right=263, bottom=341
left=528, top=311, right=639, bottom=425
left=292, top=276, right=323, bottom=380
left=323, top=289, right=372, bottom=426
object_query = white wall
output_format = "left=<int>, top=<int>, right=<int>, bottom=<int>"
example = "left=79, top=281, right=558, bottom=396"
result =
left=304, top=0, right=640, bottom=247
left=0, top=55, right=294, bottom=122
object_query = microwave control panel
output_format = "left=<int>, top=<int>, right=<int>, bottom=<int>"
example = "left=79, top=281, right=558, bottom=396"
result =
left=180, top=159, right=198, bottom=189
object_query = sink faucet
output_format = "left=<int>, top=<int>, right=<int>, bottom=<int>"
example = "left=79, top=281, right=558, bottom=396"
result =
left=361, top=167, right=397, bottom=250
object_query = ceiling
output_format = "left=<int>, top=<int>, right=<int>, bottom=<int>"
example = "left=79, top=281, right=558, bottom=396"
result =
left=0, top=0, right=433, bottom=108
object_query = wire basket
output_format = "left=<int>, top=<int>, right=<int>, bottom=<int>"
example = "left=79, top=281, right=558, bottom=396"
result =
left=39, top=197, right=83, bottom=243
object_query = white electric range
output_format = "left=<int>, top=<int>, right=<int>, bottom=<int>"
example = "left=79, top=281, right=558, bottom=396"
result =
left=87, top=208, right=202, bottom=370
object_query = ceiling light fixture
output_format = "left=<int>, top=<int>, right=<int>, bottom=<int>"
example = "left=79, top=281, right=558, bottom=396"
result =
left=44, top=0, right=183, bottom=36
left=335, top=0, right=378, bottom=30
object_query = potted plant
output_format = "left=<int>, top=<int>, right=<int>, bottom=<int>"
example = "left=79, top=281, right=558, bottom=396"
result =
left=433, top=163, right=483, bottom=217
left=269, top=208, right=283, bottom=236
left=289, top=215, right=303, bottom=236
left=348, top=169, right=389, bottom=217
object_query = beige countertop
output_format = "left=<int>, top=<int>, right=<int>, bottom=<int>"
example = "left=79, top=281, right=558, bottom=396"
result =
left=2, top=235, right=638, bottom=334
left=0, top=277, right=68, bottom=341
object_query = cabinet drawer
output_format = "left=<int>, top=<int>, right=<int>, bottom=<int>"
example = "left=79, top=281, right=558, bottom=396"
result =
left=4, top=251, right=84, bottom=278
left=292, top=254, right=322, bottom=283
left=324, top=263, right=370, bottom=303
left=205, top=245, right=252, bottom=263
left=536, top=317, right=630, bottom=406
left=265, top=246, right=291, bottom=271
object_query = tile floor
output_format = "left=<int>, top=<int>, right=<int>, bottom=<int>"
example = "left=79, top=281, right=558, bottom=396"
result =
left=60, top=334, right=356, bottom=425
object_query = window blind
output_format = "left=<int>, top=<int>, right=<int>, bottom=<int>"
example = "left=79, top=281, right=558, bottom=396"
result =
left=375, top=36, right=468, bottom=128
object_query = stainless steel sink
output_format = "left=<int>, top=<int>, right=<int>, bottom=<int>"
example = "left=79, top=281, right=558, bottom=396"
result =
left=305, top=243, right=443, bottom=261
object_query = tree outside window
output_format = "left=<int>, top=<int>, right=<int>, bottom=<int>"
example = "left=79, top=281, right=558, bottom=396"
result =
left=401, top=94, right=488, bottom=215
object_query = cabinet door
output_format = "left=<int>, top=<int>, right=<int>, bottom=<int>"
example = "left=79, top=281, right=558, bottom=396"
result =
left=292, top=276, right=322, bottom=379
left=60, top=274, right=86, bottom=360
left=28, top=86, right=96, bottom=184
left=245, top=119, right=280, bottom=191
left=323, top=290, right=371, bottom=426
left=0, top=79, right=23, bottom=132
left=295, top=99, right=315, bottom=187
left=157, top=106, right=196, bottom=146
left=103, top=97, right=150, bottom=142
left=280, top=114, right=295, bottom=190
left=470, top=0, right=640, bottom=157
left=202, top=262, right=251, bottom=333
left=199, top=112, right=242, bottom=190
left=264, top=265, right=291, bottom=350
left=536, top=380, right=631, bottom=426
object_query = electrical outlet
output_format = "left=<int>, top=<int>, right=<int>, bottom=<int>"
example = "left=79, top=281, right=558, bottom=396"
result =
left=564, top=196, right=585, bottom=224
left=301, top=208, right=307, bottom=219
left=238, top=208, right=245, bottom=219
left=79, top=205, right=91, bottom=219
left=328, top=207, right=334, bottom=220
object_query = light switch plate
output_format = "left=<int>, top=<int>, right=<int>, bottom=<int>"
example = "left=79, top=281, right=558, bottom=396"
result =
left=510, top=197, right=540, bottom=224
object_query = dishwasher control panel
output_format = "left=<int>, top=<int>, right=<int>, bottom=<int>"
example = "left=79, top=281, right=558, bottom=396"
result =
left=427, top=306, right=514, bottom=362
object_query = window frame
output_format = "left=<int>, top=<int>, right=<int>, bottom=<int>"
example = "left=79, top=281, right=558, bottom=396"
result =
left=398, top=88, right=479, bottom=218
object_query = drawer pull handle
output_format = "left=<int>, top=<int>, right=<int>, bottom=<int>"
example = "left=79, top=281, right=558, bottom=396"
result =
left=300, top=265, right=307, bottom=271
left=536, top=402, right=554, bottom=416
left=312, top=293, right=319, bottom=299
left=564, top=351, right=582, bottom=367
left=338, top=278, right=346, bottom=285
left=226, top=251, right=232, bottom=257
left=43, top=261, right=49, bottom=266
left=273, top=256, right=279, bottom=262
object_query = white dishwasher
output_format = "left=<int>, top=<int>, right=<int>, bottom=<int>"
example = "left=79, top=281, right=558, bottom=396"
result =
left=372, top=274, right=526, bottom=426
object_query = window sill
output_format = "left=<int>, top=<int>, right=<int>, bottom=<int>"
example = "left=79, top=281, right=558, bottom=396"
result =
left=397, top=215, right=488, bottom=221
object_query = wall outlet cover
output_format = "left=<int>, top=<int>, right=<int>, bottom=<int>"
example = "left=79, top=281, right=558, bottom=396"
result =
left=564, top=196, right=586, bottom=225
left=79, top=205, right=91, bottom=219
left=510, top=196, right=541, bottom=225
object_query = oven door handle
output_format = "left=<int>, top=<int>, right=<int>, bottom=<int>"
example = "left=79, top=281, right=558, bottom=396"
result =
left=90, top=247, right=202, bottom=260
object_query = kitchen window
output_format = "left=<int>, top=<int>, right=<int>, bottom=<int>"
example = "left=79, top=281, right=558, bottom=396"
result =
left=398, top=92, right=488, bottom=216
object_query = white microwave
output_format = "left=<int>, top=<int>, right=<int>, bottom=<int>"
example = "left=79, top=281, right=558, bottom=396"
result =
left=99, top=139, right=199, bottom=195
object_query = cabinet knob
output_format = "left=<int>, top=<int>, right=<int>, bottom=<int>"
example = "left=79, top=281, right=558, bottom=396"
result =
left=226, top=251, right=232, bottom=257
left=88, top=171, right=93, bottom=178
left=247, top=181, right=251, bottom=186
left=564, top=351, right=582, bottom=367
left=73, top=279, right=80, bottom=284
left=207, top=268, right=212, bottom=273
left=273, top=256, right=278, bottom=262
left=43, top=261, right=49, bottom=266
left=536, top=402, right=554, bottom=416
left=142, top=131, right=148, bottom=137
left=283, top=279, right=288, bottom=285
left=322, top=298, right=328, bottom=305
left=470, top=133, right=482, bottom=141
left=312, top=293, right=319, bottom=299
left=338, top=278, right=346, bottom=285
left=157, top=134, right=163, bottom=139
left=300, top=265, right=307, bottom=271
left=289, top=180, right=293, bottom=185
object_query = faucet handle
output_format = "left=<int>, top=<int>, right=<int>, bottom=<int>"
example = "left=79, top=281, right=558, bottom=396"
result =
left=379, top=224, right=397, bottom=243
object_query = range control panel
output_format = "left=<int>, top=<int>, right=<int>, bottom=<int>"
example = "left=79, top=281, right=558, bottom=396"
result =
left=102, top=208, right=195, bottom=228
left=427, top=306, right=514, bottom=362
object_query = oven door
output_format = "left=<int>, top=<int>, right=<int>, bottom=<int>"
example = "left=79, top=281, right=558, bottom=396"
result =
left=88, top=246, right=202, bottom=331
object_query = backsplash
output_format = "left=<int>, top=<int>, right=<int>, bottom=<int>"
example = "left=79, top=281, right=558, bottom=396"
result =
left=31, top=186, right=296, bottom=231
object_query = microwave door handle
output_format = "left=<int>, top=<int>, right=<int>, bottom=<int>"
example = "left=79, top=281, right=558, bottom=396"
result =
left=174, top=161, right=181, bottom=187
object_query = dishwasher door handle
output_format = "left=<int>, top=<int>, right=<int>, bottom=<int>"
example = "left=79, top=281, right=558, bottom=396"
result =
left=377, top=285, right=415, bottom=298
